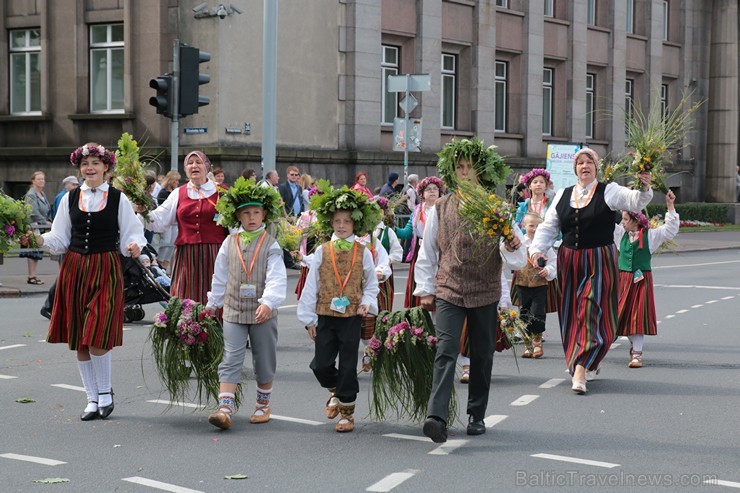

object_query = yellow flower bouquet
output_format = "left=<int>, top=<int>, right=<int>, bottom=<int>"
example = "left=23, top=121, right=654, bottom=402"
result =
left=456, top=180, right=516, bottom=244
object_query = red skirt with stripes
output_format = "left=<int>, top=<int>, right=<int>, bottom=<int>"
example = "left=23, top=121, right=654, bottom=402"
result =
left=295, top=265, right=309, bottom=300
left=47, top=251, right=124, bottom=350
left=510, top=272, right=561, bottom=313
left=404, top=238, right=421, bottom=309
left=557, top=244, right=619, bottom=372
left=360, top=273, right=395, bottom=340
left=170, top=243, right=220, bottom=304
left=617, top=270, right=657, bottom=336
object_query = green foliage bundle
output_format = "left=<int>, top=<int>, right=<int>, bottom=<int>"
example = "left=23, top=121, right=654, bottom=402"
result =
left=309, top=180, right=382, bottom=237
left=215, top=177, right=283, bottom=229
left=437, top=137, right=511, bottom=192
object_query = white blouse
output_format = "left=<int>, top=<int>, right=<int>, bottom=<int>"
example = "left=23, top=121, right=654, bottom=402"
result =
left=146, top=179, right=219, bottom=233
left=613, top=209, right=680, bottom=255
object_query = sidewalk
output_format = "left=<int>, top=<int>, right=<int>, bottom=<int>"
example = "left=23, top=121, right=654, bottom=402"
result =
left=1, top=231, right=738, bottom=298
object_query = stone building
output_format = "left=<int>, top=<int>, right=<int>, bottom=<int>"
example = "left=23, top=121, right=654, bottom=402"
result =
left=0, top=0, right=737, bottom=204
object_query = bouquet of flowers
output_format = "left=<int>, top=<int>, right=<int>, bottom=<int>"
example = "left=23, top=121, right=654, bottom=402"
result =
left=0, top=193, right=37, bottom=254
left=366, top=307, right=457, bottom=423
left=149, top=297, right=231, bottom=408
left=457, top=180, right=516, bottom=243
left=112, top=133, right=156, bottom=219
left=497, top=308, right=532, bottom=370
left=275, top=216, right=304, bottom=253
left=623, top=93, right=704, bottom=193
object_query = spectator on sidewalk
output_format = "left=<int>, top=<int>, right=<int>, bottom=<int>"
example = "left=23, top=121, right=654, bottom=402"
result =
left=351, top=172, right=374, bottom=199
left=22, top=171, right=52, bottom=285
left=379, top=172, right=399, bottom=197
left=53, top=176, right=80, bottom=220
left=278, top=166, right=304, bottom=217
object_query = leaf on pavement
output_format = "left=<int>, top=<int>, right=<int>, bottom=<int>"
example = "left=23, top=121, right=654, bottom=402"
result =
left=224, top=474, right=248, bottom=480
left=16, top=397, right=36, bottom=403
left=32, top=478, right=70, bottom=484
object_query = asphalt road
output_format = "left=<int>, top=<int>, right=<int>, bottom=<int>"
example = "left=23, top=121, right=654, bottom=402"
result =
left=1, top=249, right=740, bottom=492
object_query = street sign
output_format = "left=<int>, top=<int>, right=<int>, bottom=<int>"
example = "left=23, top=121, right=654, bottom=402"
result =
left=398, top=94, right=418, bottom=115
left=387, top=74, right=432, bottom=93
left=393, top=118, right=422, bottom=152
left=183, top=127, right=207, bottom=135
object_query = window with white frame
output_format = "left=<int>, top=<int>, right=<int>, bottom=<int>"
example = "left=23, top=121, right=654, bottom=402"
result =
left=626, top=0, right=634, bottom=34
left=381, top=45, right=399, bottom=125
left=441, top=53, right=456, bottom=129
left=625, top=78, right=634, bottom=137
left=90, top=23, right=124, bottom=112
left=662, top=1, right=669, bottom=41
left=585, top=73, right=595, bottom=139
left=9, top=29, right=41, bottom=115
left=542, top=68, right=553, bottom=136
left=496, top=0, right=508, bottom=8
left=494, top=61, right=508, bottom=133
left=661, top=84, right=669, bottom=118
left=587, top=0, right=597, bottom=25
left=545, top=0, right=554, bottom=17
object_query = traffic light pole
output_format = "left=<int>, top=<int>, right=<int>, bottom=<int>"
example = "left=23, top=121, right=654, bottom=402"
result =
left=170, top=39, right=181, bottom=174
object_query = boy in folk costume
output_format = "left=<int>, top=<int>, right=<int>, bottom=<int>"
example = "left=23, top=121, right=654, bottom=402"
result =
left=614, top=191, right=679, bottom=368
left=206, top=178, right=286, bottom=430
left=515, top=213, right=557, bottom=359
left=297, top=187, right=381, bottom=432
left=415, top=138, right=526, bottom=442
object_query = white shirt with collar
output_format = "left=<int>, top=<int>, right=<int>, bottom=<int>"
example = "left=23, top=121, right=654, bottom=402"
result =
left=145, top=179, right=219, bottom=233
left=374, top=222, right=404, bottom=264
left=355, top=231, right=392, bottom=280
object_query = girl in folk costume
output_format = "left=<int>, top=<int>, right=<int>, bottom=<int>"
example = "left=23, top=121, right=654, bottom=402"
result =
left=515, top=168, right=552, bottom=226
left=530, top=148, right=653, bottom=394
left=396, top=176, right=445, bottom=308
left=146, top=151, right=228, bottom=305
left=206, top=178, right=286, bottom=430
left=30, top=143, right=146, bottom=420
left=614, top=191, right=679, bottom=368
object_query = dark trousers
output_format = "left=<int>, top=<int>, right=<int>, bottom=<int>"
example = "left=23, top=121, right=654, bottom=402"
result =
left=518, top=285, right=548, bottom=335
left=428, top=299, right=498, bottom=423
left=310, top=315, right=361, bottom=403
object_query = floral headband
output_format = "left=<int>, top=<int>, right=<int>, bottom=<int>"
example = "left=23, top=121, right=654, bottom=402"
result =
left=626, top=211, right=650, bottom=230
left=372, top=196, right=389, bottom=211
left=70, top=143, right=117, bottom=169
left=307, top=186, right=322, bottom=199
left=417, top=176, right=445, bottom=197
left=520, top=168, right=551, bottom=187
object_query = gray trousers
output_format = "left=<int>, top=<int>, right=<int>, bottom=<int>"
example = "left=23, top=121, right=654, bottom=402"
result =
left=427, top=299, right=498, bottom=423
left=218, top=317, right=278, bottom=384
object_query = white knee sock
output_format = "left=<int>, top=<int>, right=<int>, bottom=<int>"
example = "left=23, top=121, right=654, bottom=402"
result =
left=459, top=355, right=470, bottom=366
left=77, top=360, right=98, bottom=411
left=360, top=338, right=370, bottom=347
left=90, top=352, right=113, bottom=407
left=629, top=334, right=644, bottom=353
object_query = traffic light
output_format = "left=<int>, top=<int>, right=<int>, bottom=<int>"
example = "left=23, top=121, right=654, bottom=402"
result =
left=149, top=74, right=174, bottom=117
left=179, top=45, right=211, bottom=116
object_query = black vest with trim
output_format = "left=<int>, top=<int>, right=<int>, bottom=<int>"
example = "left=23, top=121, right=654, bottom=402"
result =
left=555, top=182, right=614, bottom=249
left=68, top=187, right=121, bottom=254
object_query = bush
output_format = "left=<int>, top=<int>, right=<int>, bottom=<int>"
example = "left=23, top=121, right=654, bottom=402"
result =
left=645, top=202, right=730, bottom=223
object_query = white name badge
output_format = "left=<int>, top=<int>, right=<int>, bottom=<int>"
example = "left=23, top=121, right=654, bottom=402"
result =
left=240, top=283, right=257, bottom=299
left=213, top=213, right=221, bottom=222
left=330, top=296, right=350, bottom=314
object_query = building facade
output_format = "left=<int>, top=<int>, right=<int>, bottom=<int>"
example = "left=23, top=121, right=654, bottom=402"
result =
left=0, top=0, right=737, bottom=203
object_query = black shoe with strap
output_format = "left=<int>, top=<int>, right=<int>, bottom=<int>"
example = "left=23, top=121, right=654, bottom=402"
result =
left=80, top=402, right=99, bottom=421
left=97, top=390, right=114, bottom=418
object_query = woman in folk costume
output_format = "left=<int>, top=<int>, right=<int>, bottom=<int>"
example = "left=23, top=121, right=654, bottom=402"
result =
left=395, top=176, right=444, bottom=308
left=146, top=151, right=228, bottom=305
left=32, top=143, right=146, bottom=420
left=529, top=148, right=653, bottom=394
left=614, top=190, right=679, bottom=369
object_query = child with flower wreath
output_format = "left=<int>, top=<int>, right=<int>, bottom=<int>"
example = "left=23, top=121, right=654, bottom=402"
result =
left=614, top=190, right=679, bottom=369
left=205, top=177, right=287, bottom=430
left=297, top=187, right=381, bottom=433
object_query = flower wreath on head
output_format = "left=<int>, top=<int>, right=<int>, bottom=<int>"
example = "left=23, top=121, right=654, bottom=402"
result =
left=215, top=176, right=283, bottom=229
left=310, top=181, right=382, bottom=237
left=437, top=137, right=511, bottom=192
left=417, top=176, right=445, bottom=197
left=70, top=143, right=117, bottom=169
left=626, top=210, right=651, bottom=231
left=520, top=168, right=551, bottom=188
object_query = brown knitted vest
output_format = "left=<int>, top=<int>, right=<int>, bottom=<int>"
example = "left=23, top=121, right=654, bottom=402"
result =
left=316, top=241, right=366, bottom=318
left=435, top=194, right=502, bottom=308
left=514, top=248, right=548, bottom=288
left=223, top=232, right=275, bottom=324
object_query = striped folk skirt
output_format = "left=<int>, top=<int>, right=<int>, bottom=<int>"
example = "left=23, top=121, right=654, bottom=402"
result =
left=557, top=244, right=619, bottom=372
left=170, top=243, right=220, bottom=304
left=404, top=238, right=421, bottom=309
left=510, top=272, right=561, bottom=313
left=47, top=251, right=124, bottom=351
left=360, top=273, right=395, bottom=340
left=617, top=270, right=657, bottom=336
left=295, top=265, right=309, bottom=300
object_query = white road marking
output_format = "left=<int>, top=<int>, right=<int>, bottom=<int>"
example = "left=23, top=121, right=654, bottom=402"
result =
left=664, top=315, right=675, bottom=319
left=122, top=476, right=204, bottom=493
left=676, top=309, right=689, bottom=314
left=51, top=384, right=85, bottom=392
left=691, top=304, right=704, bottom=308
left=0, top=344, right=26, bottom=351
left=539, top=378, right=565, bottom=389
left=705, top=300, right=718, bottom=304
left=38, top=339, right=46, bottom=343
left=532, top=453, right=620, bottom=468
left=147, top=399, right=205, bottom=409
left=653, top=260, right=740, bottom=269
left=428, top=439, right=468, bottom=455
left=0, top=453, right=66, bottom=466
left=610, top=343, right=621, bottom=349
left=654, top=284, right=740, bottom=291
left=383, top=433, right=429, bottom=442
left=511, top=395, right=539, bottom=406
left=708, top=479, right=740, bottom=489
left=366, top=469, right=419, bottom=492
left=721, top=296, right=736, bottom=300
left=270, top=414, right=324, bottom=426
left=0, top=374, right=18, bottom=379
left=278, top=304, right=297, bottom=310
left=484, top=415, right=508, bottom=428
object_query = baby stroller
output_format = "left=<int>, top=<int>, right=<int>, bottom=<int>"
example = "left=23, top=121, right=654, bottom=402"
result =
left=122, top=244, right=170, bottom=322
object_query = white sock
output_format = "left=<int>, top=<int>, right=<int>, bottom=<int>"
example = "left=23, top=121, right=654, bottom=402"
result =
left=218, top=392, right=236, bottom=414
left=90, top=352, right=113, bottom=407
left=459, top=355, right=471, bottom=366
left=629, top=335, right=644, bottom=353
left=77, top=360, right=98, bottom=409
left=255, top=386, right=272, bottom=415
left=360, top=338, right=370, bottom=347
